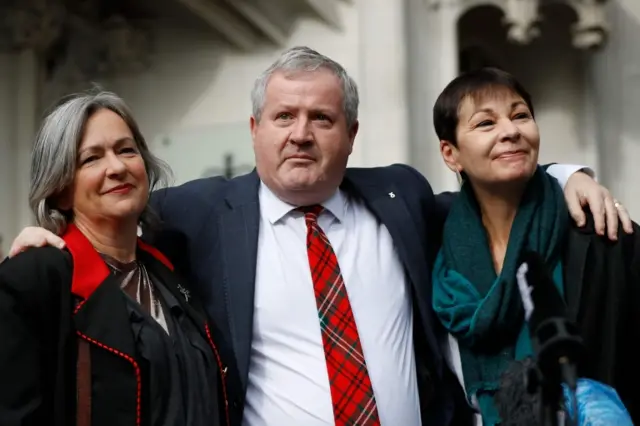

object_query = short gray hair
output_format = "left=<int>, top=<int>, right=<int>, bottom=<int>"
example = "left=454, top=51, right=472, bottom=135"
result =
left=29, top=89, right=172, bottom=235
left=251, top=46, right=360, bottom=128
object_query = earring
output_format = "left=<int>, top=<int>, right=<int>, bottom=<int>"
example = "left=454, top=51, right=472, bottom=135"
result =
left=455, top=169, right=465, bottom=187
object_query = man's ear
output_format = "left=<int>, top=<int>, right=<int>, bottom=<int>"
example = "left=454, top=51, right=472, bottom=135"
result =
left=440, top=140, right=462, bottom=173
left=348, top=120, right=359, bottom=154
left=250, top=116, right=258, bottom=143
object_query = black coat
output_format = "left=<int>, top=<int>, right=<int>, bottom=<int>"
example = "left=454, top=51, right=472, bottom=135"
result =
left=0, top=225, right=233, bottom=426
left=563, top=212, right=640, bottom=421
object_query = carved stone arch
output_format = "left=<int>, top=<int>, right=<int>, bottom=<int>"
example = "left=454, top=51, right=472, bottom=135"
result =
left=542, top=0, right=608, bottom=49
left=430, top=0, right=609, bottom=49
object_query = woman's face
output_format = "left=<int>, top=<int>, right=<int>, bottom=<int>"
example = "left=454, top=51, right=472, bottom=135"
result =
left=60, top=108, right=149, bottom=226
left=440, top=88, right=539, bottom=188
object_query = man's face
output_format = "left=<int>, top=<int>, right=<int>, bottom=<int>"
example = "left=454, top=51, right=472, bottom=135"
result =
left=250, top=69, right=358, bottom=206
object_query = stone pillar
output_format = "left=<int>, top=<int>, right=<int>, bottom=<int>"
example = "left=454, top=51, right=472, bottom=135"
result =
left=354, top=0, right=409, bottom=167
left=0, top=0, right=65, bottom=236
left=406, top=0, right=461, bottom=192
left=588, top=0, right=640, bottom=218
left=13, top=50, right=42, bottom=230
left=0, top=54, right=18, bottom=254
left=0, top=50, right=40, bottom=248
left=431, top=2, right=462, bottom=191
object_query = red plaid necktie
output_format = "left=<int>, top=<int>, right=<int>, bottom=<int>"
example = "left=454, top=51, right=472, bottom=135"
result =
left=299, top=205, right=380, bottom=426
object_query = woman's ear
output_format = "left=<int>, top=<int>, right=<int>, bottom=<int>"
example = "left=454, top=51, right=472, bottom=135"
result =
left=440, top=140, right=463, bottom=174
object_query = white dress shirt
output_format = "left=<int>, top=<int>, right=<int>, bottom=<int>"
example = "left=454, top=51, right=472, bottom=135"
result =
left=243, top=183, right=421, bottom=426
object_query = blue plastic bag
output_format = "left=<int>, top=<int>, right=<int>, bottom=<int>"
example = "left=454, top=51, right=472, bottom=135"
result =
left=563, top=378, right=633, bottom=425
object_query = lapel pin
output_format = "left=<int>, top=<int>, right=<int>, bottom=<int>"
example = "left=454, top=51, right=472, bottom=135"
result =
left=177, top=284, right=191, bottom=302
left=388, top=192, right=396, bottom=198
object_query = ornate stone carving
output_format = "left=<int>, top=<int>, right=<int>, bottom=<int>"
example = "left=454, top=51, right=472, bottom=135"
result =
left=0, top=0, right=152, bottom=82
left=501, top=0, right=541, bottom=44
left=500, top=0, right=609, bottom=48
left=60, top=15, right=152, bottom=84
left=570, top=0, right=608, bottom=49
left=96, top=16, right=152, bottom=76
left=426, top=0, right=609, bottom=49
left=1, top=0, right=66, bottom=53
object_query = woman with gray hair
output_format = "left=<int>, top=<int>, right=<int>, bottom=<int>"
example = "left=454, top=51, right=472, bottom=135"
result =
left=0, top=91, right=231, bottom=426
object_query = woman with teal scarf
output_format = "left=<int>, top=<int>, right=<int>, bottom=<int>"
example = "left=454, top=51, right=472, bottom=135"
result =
left=430, top=68, right=640, bottom=425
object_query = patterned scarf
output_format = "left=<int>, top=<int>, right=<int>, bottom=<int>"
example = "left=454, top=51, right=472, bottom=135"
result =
left=101, top=254, right=169, bottom=334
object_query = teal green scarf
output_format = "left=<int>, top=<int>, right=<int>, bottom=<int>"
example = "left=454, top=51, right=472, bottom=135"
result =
left=432, top=167, right=568, bottom=425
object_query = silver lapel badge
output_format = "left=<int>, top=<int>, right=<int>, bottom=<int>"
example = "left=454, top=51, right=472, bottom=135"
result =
left=177, top=284, right=191, bottom=302
left=388, top=192, right=396, bottom=198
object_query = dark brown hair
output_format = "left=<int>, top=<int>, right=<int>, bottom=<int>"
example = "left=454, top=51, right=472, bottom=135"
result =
left=433, top=68, right=535, bottom=146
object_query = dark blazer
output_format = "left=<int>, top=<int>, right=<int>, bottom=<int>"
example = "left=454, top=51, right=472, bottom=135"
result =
left=147, top=164, right=471, bottom=425
left=0, top=225, right=230, bottom=426
left=563, top=212, right=640, bottom=422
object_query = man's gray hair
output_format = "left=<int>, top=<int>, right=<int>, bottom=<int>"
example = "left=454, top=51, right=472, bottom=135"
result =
left=251, top=46, right=360, bottom=128
left=29, top=89, right=172, bottom=235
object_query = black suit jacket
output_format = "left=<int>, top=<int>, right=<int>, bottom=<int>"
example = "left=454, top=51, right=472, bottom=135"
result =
left=0, top=228, right=228, bottom=426
left=148, top=164, right=471, bottom=425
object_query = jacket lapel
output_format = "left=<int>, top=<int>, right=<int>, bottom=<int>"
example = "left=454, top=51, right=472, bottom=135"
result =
left=74, top=276, right=137, bottom=358
left=62, top=224, right=137, bottom=357
left=341, top=170, right=441, bottom=366
left=563, top=222, right=591, bottom=322
left=139, top=249, right=205, bottom=326
left=217, top=171, right=261, bottom=391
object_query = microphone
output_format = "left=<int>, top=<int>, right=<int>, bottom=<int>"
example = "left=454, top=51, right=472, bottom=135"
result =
left=516, top=251, right=585, bottom=395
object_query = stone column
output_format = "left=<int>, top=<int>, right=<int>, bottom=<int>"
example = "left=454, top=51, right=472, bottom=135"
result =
left=354, top=0, right=410, bottom=167
left=13, top=50, right=42, bottom=230
left=1, top=0, right=64, bottom=233
left=0, top=54, right=18, bottom=253
left=406, top=0, right=461, bottom=192
left=432, top=2, right=461, bottom=191
left=0, top=50, right=41, bottom=245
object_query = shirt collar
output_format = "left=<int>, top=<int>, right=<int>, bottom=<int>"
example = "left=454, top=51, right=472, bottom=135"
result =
left=259, top=182, right=347, bottom=224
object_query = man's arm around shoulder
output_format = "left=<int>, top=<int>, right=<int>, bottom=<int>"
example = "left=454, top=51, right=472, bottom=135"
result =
left=148, top=176, right=230, bottom=225
left=146, top=176, right=230, bottom=276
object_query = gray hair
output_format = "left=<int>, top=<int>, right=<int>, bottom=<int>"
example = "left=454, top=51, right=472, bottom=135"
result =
left=251, top=46, right=360, bottom=128
left=29, top=89, right=172, bottom=235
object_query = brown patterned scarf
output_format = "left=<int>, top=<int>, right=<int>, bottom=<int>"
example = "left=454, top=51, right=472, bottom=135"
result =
left=100, top=254, right=169, bottom=334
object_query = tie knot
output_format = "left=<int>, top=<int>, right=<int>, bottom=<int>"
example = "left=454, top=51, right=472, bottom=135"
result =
left=298, top=205, right=324, bottom=222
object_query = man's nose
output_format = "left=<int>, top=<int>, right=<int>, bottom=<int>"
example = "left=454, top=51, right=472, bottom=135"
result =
left=289, top=118, right=313, bottom=145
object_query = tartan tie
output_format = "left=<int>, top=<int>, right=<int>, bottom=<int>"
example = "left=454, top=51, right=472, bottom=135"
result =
left=299, top=205, right=381, bottom=426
